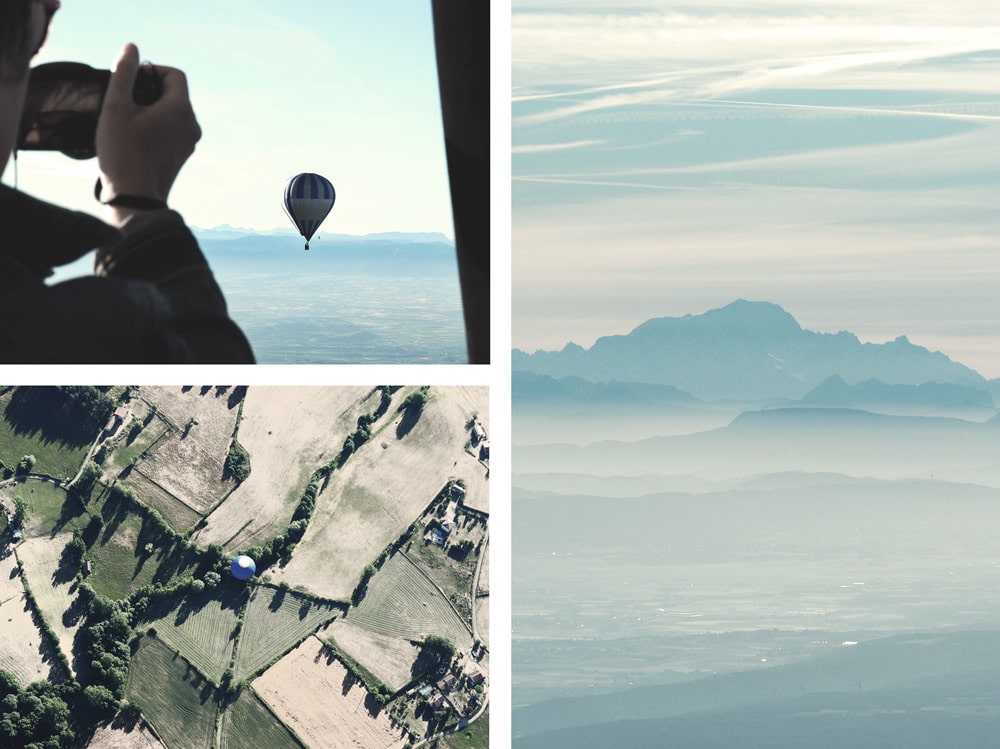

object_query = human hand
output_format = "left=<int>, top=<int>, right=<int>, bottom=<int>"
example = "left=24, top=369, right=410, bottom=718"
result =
left=96, top=43, right=201, bottom=209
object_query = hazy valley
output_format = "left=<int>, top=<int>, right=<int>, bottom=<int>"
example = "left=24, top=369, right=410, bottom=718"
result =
left=513, top=301, right=1000, bottom=747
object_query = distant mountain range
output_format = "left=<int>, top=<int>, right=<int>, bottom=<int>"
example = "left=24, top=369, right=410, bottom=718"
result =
left=513, top=406, right=1000, bottom=485
left=196, top=231, right=459, bottom=278
left=802, top=374, right=994, bottom=410
left=192, top=225, right=454, bottom=245
left=512, top=300, right=988, bottom=401
left=512, top=372, right=699, bottom=407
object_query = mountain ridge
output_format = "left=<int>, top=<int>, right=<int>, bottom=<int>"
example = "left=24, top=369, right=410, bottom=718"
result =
left=513, top=300, right=986, bottom=400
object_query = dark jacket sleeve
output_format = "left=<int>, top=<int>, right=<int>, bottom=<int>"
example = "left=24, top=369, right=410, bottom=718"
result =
left=93, top=209, right=255, bottom=363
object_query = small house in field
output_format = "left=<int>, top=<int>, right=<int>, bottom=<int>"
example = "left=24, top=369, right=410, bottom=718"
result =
left=466, top=668, right=485, bottom=688
left=450, top=484, right=466, bottom=503
left=479, top=442, right=489, bottom=460
left=437, top=673, right=459, bottom=693
left=471, top=423, right=486, bottom=444
left=427, top=526, right=448, bottom=547
left=104, top=407, right=129, bottom=436
left=7, top=513, right=22, bottom=541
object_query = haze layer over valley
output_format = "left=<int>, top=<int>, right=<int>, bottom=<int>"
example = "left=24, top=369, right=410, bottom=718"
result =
left=513, top=301, right=1000, bottom=747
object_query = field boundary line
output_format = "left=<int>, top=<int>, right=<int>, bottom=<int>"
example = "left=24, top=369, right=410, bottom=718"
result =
left=248, top=685, right=309, bottom=749
left=133, top=467, right=204, bottom=516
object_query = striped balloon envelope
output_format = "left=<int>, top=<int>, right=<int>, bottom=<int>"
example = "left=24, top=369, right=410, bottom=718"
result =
left=282, top=172, right=336, bottom=250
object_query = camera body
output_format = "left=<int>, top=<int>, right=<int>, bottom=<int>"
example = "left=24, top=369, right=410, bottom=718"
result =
left=16, top=61, right=162, bottom=159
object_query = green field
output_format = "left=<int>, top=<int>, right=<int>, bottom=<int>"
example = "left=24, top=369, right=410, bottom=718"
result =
left=231, top=585, right=344, bottom=682
left=2, top=478, right=90, bottom=537
left=0, top=389, right=94, bottom=479
left=441, top=708, right=489, bottom=749
left=346, top=553, right=473, bottom=649
left=87, top=516, right=201, bottom=601
left=219, top=688, right=303, bottom=749
left=122, top=469, right=203, bottom=534
left=126, top=635, right=219, bottom=749
left=141, top=588, right=244, bottom=683
left=108, top=410, right=171, bottom=472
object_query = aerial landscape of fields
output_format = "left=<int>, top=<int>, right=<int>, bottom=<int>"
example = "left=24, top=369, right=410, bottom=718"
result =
left=0, top=385, right=489, bottom=749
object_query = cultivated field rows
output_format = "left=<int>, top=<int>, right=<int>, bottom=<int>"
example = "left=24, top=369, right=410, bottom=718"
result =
left=253, top=637, right=409, bottom=749
left=232, top=585, right=343, bottom=682
left=347, top=552, right=473, bottom=650
left=125, top=636, right=217, bottom=749
left=141, top=592, right=241, bottom=682
left=321, top=619, right=423, bottom=692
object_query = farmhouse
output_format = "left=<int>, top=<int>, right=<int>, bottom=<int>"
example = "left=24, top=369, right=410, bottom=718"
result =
left=466, top=668, right=485, bottom=688
left=450, top=483, right=466, bottom=503
left=426, top=518, right=455, bottom=547
left=1, top=512, right=18, bottom=541
left=471, top=423, right=486, bottom=444
left=479, top=441, right=489, bottom=460
left=437, top=673, right=459, bottom=694
left=104, top=406, right=129, bottom=437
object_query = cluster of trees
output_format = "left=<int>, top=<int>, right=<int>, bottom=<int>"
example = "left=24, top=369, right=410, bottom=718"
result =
left=224, top=439, right=251, bottom=483
left=76, top=589, right=132, bottom=713
left=399, top=387, right=429, bottom=414
left=69, top=463, right=101, bottom=504
left=11, top=496, right=27, bottom=527
left=422, top=635, right=456, bottom=664
left=53, top=386, right=116, bottom=433
left=15, top=455, right=35, bottom=476
left=0, top=674, right=75, bottom=749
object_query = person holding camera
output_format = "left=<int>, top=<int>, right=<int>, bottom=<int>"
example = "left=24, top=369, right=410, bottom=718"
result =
left=0, top=0, right=254, bottom=363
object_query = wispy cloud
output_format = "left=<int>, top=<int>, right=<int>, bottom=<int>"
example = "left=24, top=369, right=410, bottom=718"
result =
left=514, top=8, right=1000, bottom=123
left=511, top=139, right=609, bottom=154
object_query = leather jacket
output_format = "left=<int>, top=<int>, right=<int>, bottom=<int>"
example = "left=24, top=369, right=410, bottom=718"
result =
left=0, top=185, right=254, bottom=363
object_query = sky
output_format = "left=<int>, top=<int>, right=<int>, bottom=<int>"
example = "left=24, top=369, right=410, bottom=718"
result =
left=512, top=1, right=1000, bottom=379
left=8, top=0, right=454, bottom=237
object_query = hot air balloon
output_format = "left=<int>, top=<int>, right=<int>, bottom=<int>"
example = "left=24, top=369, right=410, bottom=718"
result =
left=282, top=172, right=336, bottom=250
left=230, top=555, right=256, bottom=581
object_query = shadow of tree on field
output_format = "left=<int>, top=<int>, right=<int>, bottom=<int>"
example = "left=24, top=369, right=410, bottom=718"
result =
left=342, top=670, right=357, bottom=696
left=410, top=645, right=442, bottom=680
left=62, top=595, right=86, bottom=628
left=269, top=586, right=286, bottom=612
left=110, top=705, right=142, bottom=733
left=299, top=598, right=312, bottom=620
left=228, top=387, right=248, bottom=410
left=364, top=692, right=383, bottom=718
left=395, top=406, right=423, bottom=440
left=199, top=681, right=215, bottom=704
left=99, top=490, right=130, bottom=545
left=3, top=387, right=98, bottom=448
left=51, top=489, right=88, bottom=538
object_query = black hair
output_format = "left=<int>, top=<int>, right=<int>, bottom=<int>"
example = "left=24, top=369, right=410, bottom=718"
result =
left=0, top=2, right=35, bottom=80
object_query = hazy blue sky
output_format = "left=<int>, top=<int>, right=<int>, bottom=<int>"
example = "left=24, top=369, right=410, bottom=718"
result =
left=513, top=1, right=1000, bottom=378
left=10, top=0, right=453, bottom=236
